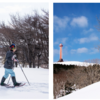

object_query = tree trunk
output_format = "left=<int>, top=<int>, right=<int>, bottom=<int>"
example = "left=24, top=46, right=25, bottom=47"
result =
left=29, top=61, right=32, bottom=68
left=33, top=59, right=35, bottom=68
left=38, top=56, right=41, bottom=68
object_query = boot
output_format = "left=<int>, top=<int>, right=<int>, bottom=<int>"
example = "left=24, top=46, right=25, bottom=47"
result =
left=12, top=76, right=21, bottom=86
left=0, top=77, right=6, bottom=86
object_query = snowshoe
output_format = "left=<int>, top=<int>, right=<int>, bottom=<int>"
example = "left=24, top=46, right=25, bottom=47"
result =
left=6, top=83, right=26, bottom=88
left=0, top=83, right=9, bottom=86
left=14, top=82, right=21, bottom=86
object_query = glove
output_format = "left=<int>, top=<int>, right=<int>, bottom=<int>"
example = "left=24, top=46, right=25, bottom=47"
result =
left=14, top=59, right=19, bottom=62
left=12, top=54, right=16, bottom=60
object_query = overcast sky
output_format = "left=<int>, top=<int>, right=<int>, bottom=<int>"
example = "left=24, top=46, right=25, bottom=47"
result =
left=0, top=2, right=49, bottom=24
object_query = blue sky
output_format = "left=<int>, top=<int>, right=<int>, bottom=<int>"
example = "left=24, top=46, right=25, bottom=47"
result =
left=53, top=3, right=100, bottom=62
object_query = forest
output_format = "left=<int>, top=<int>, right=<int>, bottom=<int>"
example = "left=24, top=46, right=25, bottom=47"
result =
left=0, top=10, right=49, bottom=68
left=54, top=64, right=100, bottom=99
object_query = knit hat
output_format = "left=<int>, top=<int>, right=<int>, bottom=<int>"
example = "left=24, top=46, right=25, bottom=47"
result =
left=10, top=43, right=15, bottom=51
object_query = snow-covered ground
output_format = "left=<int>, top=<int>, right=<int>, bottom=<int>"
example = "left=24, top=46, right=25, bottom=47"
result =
left=54, top=61, right=95, bottom=66
left=59, top=81, right=100, bottom=99
left=0, top=66, right=49, bottom=99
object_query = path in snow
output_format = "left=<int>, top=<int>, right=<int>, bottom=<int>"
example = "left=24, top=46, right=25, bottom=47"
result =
left=0, top=67, right=49, bottom=99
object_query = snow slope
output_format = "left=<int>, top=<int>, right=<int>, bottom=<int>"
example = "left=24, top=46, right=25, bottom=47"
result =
left=0, top=67, right=49, bottom=99
left=59, top=81, right=100, bottom=99
left=54, top=61, right=100, bottom=99
left=54, top=61, right=95, bottom=66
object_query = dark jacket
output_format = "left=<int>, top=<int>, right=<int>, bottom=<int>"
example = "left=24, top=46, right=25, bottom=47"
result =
left=4, top=50, right=14, bottom=69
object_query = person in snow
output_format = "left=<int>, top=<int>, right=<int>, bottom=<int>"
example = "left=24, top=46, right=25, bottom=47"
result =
left=0, top=43, right=21, bottom=86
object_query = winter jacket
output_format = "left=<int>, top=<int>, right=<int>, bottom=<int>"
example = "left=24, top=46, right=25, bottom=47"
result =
left=4, top=50, right=14, bottom=69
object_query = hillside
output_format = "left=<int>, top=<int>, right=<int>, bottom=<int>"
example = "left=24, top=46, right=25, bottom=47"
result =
left=53, top=61, right=100, bottom=99
left=59, top=81, right=100, bottom=99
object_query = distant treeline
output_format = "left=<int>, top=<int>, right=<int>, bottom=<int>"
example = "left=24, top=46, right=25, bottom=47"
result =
left=84, top=59, right=100, bottom=64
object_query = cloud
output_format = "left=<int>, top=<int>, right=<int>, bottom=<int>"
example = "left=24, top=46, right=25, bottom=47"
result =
left=78, top=34, right=98, bottom=44
left=54, top=49, right=59, bottom=55
left=54, top=15, right=70, bottom=31
left=0, top=3, right=49, bottom=24
left=0, top=3, right=48, bottom=14
left=54, top=38, right=68, bottom=45
left=71, top=47, right=88, bottom=54
left=77, top=48, right=88, bottom=53
left=71, top=47, right=99, bottom=54
left=83, top=28, right=93, bottom=34
left=90, top=48, right=99, bottom=54
left=70, top=16, right=88, bottom=27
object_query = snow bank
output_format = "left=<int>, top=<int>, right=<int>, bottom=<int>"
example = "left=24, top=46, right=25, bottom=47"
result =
left=0, top=67, right=49, bottom=99
left=59, top=81, right=100, bottom=99
left=54, top=61, right=95, bottom=67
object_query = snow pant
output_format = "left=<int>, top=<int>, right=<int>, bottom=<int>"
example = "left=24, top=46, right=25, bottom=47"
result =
left=3, top=68, right=15, bottom=79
